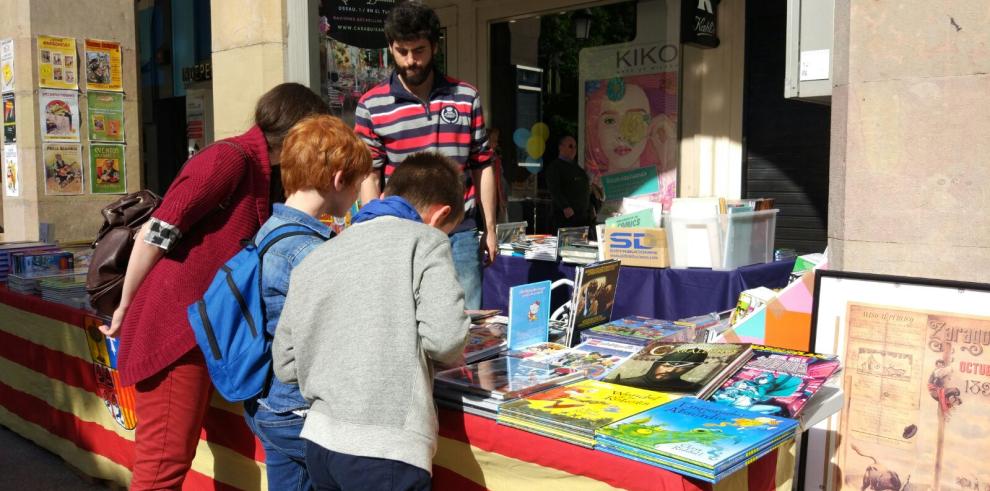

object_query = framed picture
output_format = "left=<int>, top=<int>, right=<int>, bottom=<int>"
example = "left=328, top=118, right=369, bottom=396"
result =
left=802, top=270, right=990, bottom=491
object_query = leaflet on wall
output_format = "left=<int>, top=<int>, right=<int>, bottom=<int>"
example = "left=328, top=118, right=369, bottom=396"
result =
left=89, top=143, right=125, bottom=194
left=84, top=39, right=123, bottom=92
left=1, top=38, right=14, bottom=93
left=42, top=143, right=84, bottom=195
left=87, top=91, right=124, bottom=142
left=37, top=35, right=78, bottom=90
left=39, top=89, right=80, bottom=142
left=3, top=93, right=14, bottom=143
left=3, top=144, right=18, bottom=197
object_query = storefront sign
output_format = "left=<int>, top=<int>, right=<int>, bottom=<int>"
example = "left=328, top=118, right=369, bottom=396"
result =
left=681, top=0, right=719, bottom=48
left=181, top=61, right=212, bottom=84
left=321, top=0, right=397, bottom=49
left=37, top=35, right=78, bottom=90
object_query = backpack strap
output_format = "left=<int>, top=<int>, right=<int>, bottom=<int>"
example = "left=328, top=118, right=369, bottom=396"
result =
left=255, top=223, right=328, bottom=258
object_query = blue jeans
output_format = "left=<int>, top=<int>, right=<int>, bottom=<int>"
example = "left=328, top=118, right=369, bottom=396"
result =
left=244, top=401, right=311, bottom=491
left=306, top=444, right=431, bottom=491
left=449, top=229, right=482, bottom=310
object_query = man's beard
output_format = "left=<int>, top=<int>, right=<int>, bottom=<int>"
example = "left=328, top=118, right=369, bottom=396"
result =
left=397, top=60, right=433, bottom=87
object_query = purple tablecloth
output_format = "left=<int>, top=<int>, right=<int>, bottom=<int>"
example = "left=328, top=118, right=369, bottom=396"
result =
left=481, top=256, right=795, bottom=321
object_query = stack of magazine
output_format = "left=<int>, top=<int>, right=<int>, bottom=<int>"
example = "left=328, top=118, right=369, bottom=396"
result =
left=556, top=226, right=596, bottom=264
left=0, top=242, right=60, bottom=282
left=464, top=317, right=508, bottom=364
left=522, top=237, right=558, bottom=261
left=580, top=315, right=699, bottom=346
left=497, top=379, right=677, bottom=447
left=539, top=338, right=640, bottom=380
left=604, top=342, right=753, bottom=399
left=39, top=269, right=89, bottom=309
left=434, top=357, right=583, bottom=419
left=595, top=398, right=798, bottom=483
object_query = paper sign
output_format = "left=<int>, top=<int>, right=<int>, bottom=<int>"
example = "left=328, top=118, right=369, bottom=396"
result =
left=84, top=39, right=123, bottom=91
left=89, top=143, right=125, bottom=194
left=1, top=38, right=14, bottom=93
left=2, top=93, right=14, bottom=143
left=799, top=49, right=830, bottom=81
left=42, top=143, right=84, bottom=195
left=38, top=35, right=78, bottom=89
left=601, top=167, right=661, bottom=201
left=39, top=88, right=80, bottom=142
left=3, top=144, right=18, bottom=197
left=87, top=91, right=124, bottom=142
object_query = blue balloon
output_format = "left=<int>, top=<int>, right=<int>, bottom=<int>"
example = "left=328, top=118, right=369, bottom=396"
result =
left=513, top=128, right=531, bottom=148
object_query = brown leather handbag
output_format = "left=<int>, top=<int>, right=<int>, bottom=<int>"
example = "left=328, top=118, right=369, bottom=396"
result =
left=86, top=190, right=163, bottom=316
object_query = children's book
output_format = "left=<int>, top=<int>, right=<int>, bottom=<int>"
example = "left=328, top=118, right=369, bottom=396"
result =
left=604, top=342, right=752, bottom=398
left=507, top=280, right=551, bottom=350
left=580, top=315, right=698, bottom=346
left=596, top=398, right=797, bottom=472
left=540, top=338, right=640, bottom=380
left=707, top=345, right=840, bottom=418
left=434, top=357, right=582, bottom=400
left=565, top=259, right=621, bottom=346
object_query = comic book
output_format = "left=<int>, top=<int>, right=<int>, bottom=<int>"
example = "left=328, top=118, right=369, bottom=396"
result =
left=565, top=259, right=621, bottom=346
left=464, top=319, right=508, bottom=363
left=707, top=345, right=840, bottom=418
left=540, top=338, right=640, bottom=380
left=506, top=342, right=570, bottom=361
left=434, top=357, right=582, bottom=400
left=596, top=398, right=797, bottom=472
left=580, top=315, right=698, bottom=346
left=604, top=342, right=752, bottom=398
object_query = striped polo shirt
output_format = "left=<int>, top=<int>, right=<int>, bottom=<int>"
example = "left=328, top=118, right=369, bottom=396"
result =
left=355, top=71, right=493, bottom=230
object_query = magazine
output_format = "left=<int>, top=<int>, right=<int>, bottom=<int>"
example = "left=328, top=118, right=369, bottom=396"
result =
left=605, top=342, right=752, bottom=398
left=580, top=315, right=697, bottom=346
left=434, top=357, right=582, bottom=400
left=541, top=338, right=640, bottom=380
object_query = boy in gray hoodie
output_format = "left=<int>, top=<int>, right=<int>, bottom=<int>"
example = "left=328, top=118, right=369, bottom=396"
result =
left=273, top=152, right=471, bottom=490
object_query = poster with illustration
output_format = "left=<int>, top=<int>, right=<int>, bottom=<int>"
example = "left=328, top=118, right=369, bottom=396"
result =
left=42, top=143, right=83, bottom=195
left=87, top=91, right=124, bottom=142
left=37, top=35, right=78, bottom=90
left=1, top=38, right=14, bottom=93
left=579, top=41, right=679, bottom=210
left=39, top=88, right=80, bottom=142
left=3, top=92, right=14, bottom=143
left=3, top=144, right=18, bottom=197
left=89, top=144, right=125, bottom=194
left=84, top=39, right=122, bottom=91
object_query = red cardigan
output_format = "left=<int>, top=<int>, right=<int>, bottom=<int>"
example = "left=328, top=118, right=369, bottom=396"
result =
left=117, top=126, right=271, bottom=386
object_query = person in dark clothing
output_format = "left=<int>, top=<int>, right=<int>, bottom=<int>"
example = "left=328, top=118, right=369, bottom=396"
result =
left=546, top=135, right=591, bottom=231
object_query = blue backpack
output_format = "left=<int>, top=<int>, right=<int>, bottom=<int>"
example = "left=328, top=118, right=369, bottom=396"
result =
left=188, top=223, right=325, bottom=402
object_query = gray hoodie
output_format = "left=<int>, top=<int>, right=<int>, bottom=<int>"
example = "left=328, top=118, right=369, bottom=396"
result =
left=272, top=216, right=470, bottom=474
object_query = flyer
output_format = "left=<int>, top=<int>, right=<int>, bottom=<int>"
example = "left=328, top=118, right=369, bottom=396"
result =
left=2, top=93, right=14, bottom=143
left=38, top=35, right=78, bottom=90
left=89, top=143, right=125, bottom=194
left=84, top=39, right=122, bottom=91
left=87, top=91, right=124, bottom=142
left=1, top=38, right=13, bottom=93
left=42, top=143, right=84, bottom=195
left=3, top=144, right=18, bottom=197
left=39, top=88, right=80, bottom=142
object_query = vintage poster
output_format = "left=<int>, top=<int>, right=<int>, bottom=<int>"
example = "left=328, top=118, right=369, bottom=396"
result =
left=1, top=38, right=13, bottom=93
left=89, top=143, right=125, bottom=194
left=579, top=42, right=679, bottom=210
left=39, top=88, right=80, bottom=142
left=3, top=92, right=14, bottom=143
left=42, top=143, right=83, bottom=195
left=84, top=39, right=122, bottom=91
left=839, top=303, right=990, bottom=490
left=87, top=91, right=124, bottom=142
left=3, top=144, right=18, bottom=197
left=37, top=35, right=78, bottom=90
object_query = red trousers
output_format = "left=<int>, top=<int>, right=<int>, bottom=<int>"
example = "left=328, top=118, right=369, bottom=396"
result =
left=130, top=349, right=213, bottom=490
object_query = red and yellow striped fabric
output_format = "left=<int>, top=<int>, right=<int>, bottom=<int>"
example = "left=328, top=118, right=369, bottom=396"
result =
left=0, top=287, right=794, bottom=490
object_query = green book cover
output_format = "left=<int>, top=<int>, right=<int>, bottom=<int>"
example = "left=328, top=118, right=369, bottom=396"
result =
left=605, top=209, right=656, bottom=228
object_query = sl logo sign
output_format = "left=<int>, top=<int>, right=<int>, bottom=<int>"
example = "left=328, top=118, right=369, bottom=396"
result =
left=609, top=231, right=659, bottom=250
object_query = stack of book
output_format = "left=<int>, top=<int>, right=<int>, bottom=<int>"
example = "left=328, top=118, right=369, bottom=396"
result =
left=595, top=398, right=797, bottom=483
left=506, top=342, right=569, bottom=361
left=434, top=357, right=583, bottom=419
left=522, top=237, right=558, bottom=261
left=540, top=338, right=640, bottom=380
left=497, top=379, right=677, bottom=447
left=39, top=270, right=89, bottom=309
left=559, top=241, right=599, bottom=265
left=604, top=342, right=753, bottom=399
left=0, top=242, right=59, bottom=282
left=464, top=318, right=509, bottom=364
left=11, top=250, right=74, bottom=275
left=564, top=259, right=621, bottom=346
left=580, top=315, right=698, bottom=346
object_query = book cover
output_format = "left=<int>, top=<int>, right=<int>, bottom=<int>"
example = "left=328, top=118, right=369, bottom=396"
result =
left=604, top=208, right=656, bottom=229
left=507, top=281, right=551, bottom=350
left=567, top=259, right=621, bottom=345
left=582, top=315, right=696, bottom=346
left=435, top=357, right=581, bottom=400
left=11, top=250, right=73, bottom=274
left=556, top=226, right=590, bottom=259
left=499, top=379, right=676, bottom=433
left=708, top=345, right=840, bottom=418
left=464, top=320, right=508, bottom=363
left=605, top=342, right=752, bottom=397
left=507, top=342, right=569, bottom=361
left=597, top=398, right=797, bottom=470
left=541, top=338, right=640, bottom=380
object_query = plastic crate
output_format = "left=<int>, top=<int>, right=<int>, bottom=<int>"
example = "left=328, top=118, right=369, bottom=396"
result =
left=665, top=209, right=778, bottom=270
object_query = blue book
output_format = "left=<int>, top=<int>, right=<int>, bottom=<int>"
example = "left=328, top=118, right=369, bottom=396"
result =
left=595, top=398, right=797, bottom=472
left=507, top=280, right=551, bottom=350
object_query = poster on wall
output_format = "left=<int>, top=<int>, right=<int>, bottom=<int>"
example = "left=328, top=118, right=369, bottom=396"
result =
left=1, top=38, right=14, bottom=93
left=39, top=88, right=80, bottom=142
left=89, top=143, right=125, bottom=194
left=2, top=93, right=14, bottom=143
left=3, top=144, right=18, bottom=197
left=84, top=39, right=123, bottom=92
left=37, top=35, right=78, bottom=90
left=579, top=42, right=679, bottom=210
left=87, top=91, right=124, bottom=142
left=42, top=142, right=84, bottom=195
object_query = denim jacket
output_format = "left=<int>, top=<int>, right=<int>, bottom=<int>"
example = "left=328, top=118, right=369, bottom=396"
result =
left=253, top=203, right=333, bottom=413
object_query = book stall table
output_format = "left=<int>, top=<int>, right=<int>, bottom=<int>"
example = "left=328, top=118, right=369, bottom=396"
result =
left=482, top=255, right=795, bottom=320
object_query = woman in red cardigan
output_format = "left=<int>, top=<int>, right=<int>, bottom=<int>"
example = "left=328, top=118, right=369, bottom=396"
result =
left=99, top=83, right=331, bottom=490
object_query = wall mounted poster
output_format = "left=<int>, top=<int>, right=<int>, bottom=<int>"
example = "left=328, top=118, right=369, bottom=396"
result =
left=87, top=91, right=124, bottom=142
left=89, top=144, right=125, bottom=194
left=84, top=39, right=122, bottom=91
left=42, top=143, right=83, bottom=195
left=1, top=38, right=14, bottom=93
left=3, top=93, right=14, bottom=143
left=39, top=88, right=80, bottom=142
left=3, top=144, right=18, bottom=197
left=38, top=35, right=78, bottom=90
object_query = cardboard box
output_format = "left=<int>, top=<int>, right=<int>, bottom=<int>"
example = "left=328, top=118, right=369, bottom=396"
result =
left=602, top=227, right=669, bottom=268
